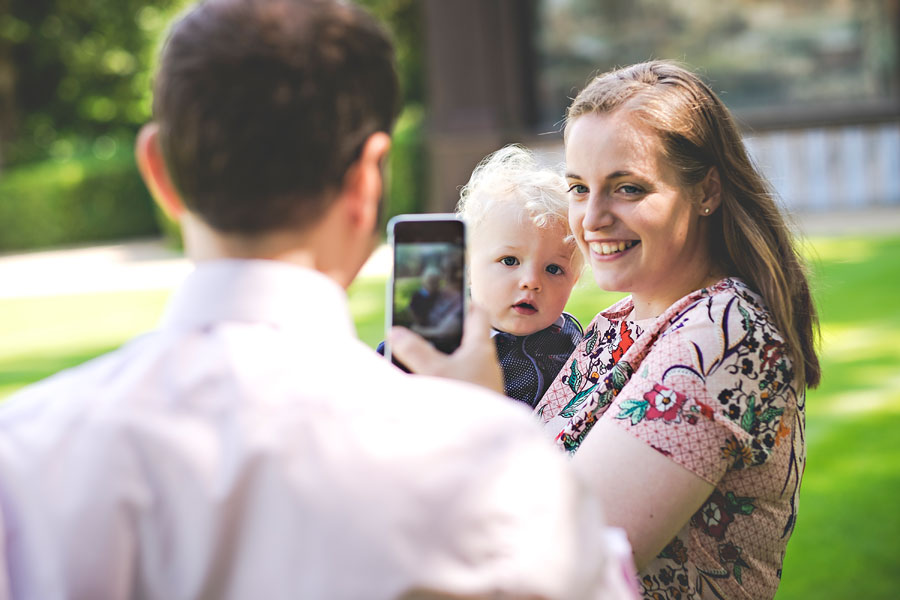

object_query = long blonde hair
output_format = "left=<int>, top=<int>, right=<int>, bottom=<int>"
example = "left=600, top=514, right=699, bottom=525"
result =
left=565, top=61, right=820, bottom=388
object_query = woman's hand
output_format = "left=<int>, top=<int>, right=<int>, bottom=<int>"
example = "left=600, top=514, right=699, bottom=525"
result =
left=389, top=305, right=505, bottom=395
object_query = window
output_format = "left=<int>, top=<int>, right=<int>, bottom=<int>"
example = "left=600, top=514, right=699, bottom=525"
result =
left=537, top=0, right=900, bottom=128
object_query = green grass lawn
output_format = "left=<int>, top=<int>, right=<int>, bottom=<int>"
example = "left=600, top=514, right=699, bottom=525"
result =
left=1, top=234, right=898, bottom=598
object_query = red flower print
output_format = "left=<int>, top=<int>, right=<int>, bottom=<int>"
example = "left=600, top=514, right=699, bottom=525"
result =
left=611, top=320, right=634, bottom=362
left=760, top=342, right=783, bottom=370
left=643, top=384, right=687, bottom=422
left=719, top=541, right=741, bottom=562
left=691, top=491, right=734, bottom=540
left=718, top=541, right=751, bottom=584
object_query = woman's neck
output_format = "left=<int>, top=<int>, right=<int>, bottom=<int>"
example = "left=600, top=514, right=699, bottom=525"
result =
left=630, top=272, right=726, bottom=321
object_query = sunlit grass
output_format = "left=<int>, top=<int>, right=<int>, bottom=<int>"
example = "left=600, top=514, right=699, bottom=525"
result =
left=0, top=234, right=898, bottom=599
left=777, top=234, right=900, bottom=599
left=0, top=290, right=171, bottom=397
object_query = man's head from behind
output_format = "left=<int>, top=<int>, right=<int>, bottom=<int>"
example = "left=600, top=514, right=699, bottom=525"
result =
left=144, top=0, right=399, bottom=236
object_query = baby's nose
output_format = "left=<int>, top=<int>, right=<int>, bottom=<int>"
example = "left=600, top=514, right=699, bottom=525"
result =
left=519, top=269, right=542, bottom=291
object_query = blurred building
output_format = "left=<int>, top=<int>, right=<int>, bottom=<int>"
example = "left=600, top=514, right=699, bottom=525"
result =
left=423, top=0, right=900, bottom=213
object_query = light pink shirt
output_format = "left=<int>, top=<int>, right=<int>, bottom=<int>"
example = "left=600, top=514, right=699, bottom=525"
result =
left=0, top=260, right=634, bottom=600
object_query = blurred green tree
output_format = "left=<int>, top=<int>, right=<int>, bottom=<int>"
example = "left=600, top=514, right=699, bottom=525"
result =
left=0, top=0, right=427, bottom=250
left=1, top=0, right=189, bottom=168
left=357, top=0, right=424, bottom=106
left=1, top=0, right=422, bottom=169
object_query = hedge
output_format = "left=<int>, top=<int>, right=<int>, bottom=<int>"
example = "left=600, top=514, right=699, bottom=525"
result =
left=0, top=147, right=160, bottom=252
left=0, top=107, right=427, bottom=252
left=385, top=104, right=427, bottom=221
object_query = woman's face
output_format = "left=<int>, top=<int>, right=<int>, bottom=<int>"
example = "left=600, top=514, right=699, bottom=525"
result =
left=565, top=110, right=718, bottom=319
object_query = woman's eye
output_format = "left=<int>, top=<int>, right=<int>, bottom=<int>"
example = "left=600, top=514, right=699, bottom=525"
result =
left=617, top=184, right=643, bottom=195
left=567, top=183, right=589, bottom=195
left=500, top=256, right=519, bottom=266
left=546, top=264, right=564, bottom=275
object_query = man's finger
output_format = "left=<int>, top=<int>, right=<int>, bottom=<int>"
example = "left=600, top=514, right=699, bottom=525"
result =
left=460, top=304, right=493, bottom=347
left=389, top=327, right=444, bottom=374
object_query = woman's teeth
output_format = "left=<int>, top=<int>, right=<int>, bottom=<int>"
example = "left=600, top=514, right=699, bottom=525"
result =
left=589, top=240, right=638, bottom=256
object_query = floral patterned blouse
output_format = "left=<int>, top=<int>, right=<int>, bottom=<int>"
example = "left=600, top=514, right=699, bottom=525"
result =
left=535, top=278, right=805, bottom=600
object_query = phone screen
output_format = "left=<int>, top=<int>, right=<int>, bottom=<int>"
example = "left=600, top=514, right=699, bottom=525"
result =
left=387, top=216, right=466, bottom=361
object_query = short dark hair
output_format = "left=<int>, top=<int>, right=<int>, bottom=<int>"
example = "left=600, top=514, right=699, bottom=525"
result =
left=152, top=0, right=399, bottom=233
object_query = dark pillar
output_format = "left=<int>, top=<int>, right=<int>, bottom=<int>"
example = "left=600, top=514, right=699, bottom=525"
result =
left=422, top=0, right=536, bottom=212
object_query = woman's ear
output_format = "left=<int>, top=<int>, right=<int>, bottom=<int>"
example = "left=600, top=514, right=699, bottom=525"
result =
left=697, top=166, right=722, bottom=216
left=135, top=123, right=186, bottom=220
left=341, top=132, right=391, bottom=233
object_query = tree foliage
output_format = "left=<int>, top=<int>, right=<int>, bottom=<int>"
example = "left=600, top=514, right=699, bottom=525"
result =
left=1, top=0, right=421, bottom=169
left=356, top=0, right=424, bottom=106
left=1, top=0, right=192, bottom=167
left=0, top=0, right=426, bottom=249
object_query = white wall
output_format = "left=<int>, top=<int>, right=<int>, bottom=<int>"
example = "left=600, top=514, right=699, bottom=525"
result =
left=745, top=123, right=900, bottom=211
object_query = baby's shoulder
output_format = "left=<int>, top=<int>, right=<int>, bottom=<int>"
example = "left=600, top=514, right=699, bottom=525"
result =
left=559, top=312, right=584, bottom=337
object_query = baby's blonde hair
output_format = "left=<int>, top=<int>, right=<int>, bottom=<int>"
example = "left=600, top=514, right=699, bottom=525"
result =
left=457, top=145, right=582, bottom=270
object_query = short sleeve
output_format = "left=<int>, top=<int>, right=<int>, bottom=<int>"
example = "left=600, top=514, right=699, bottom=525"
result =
left=606, top=292, right=797, bottom=485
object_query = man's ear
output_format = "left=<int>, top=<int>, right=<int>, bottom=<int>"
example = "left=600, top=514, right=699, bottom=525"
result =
left=135, top=123, right=186, bottom=220
left=341, top=132, right=391, bottom=232
left=697, top=166, right=722, bottom=216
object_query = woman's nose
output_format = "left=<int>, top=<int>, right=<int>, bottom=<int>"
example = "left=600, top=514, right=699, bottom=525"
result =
left=581, top=193, right=615, bottom=231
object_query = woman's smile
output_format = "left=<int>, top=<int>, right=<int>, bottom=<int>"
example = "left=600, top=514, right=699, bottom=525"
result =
left=588, top=239, right=640, bottom=258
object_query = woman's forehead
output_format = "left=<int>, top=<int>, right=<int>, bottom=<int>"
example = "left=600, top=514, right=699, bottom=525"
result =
left=565, top=112, right=668, bottom=180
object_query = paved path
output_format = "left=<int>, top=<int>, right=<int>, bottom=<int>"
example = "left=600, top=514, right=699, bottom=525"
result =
left=1, top=207, right=898, bottom=299
left=0, top=238, right=392, bottom=299
left=789, top=206, right=900, bottom=236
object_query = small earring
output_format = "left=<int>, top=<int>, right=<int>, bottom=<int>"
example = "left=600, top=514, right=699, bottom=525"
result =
left=703, top=207, right=711, bottom=215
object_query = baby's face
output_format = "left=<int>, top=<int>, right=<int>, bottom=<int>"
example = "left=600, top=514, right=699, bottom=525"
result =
left=469, top=203, right=579, bottom=336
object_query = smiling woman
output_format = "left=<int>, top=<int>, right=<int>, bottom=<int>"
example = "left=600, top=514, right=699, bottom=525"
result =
left=390, top=63, right=822, bottom=600
left=529, top=60, right=822, bottom=600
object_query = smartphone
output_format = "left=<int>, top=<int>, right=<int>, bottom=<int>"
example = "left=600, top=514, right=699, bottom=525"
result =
left=384, top=214, right=466, bottom=366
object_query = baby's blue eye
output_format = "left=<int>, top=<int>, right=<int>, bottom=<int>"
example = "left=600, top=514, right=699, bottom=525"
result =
left=568, top=184, right=588, bottom=194
left=546, top=264, right=564, bottom=275
left=500, top=256, right=519, bottom=266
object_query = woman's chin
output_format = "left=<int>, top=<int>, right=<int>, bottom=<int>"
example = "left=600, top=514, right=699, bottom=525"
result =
left=590, top=273, right=631, bottom=294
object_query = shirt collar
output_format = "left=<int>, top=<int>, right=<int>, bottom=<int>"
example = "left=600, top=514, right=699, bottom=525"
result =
left=159, top=259, right=355, bottom=337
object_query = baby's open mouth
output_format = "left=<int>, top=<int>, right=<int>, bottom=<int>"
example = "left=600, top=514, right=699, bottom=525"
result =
left=513, top=302, right=537, bottom=314
left=590, top=240, right=640, bottom=256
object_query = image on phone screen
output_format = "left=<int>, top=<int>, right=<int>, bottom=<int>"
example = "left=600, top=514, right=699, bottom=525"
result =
left=391, top=235, right=465, bottom=355
left=385, top=215, right=466, bottom=366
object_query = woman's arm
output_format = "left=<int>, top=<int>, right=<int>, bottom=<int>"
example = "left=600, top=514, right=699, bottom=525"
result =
left=393, top=304, right=715, bottom=571
left=572, top=419, right=714, bottom=570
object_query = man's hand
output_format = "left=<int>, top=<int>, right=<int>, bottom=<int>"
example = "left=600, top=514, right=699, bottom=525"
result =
left=389, top=305, right=504, bottom=395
